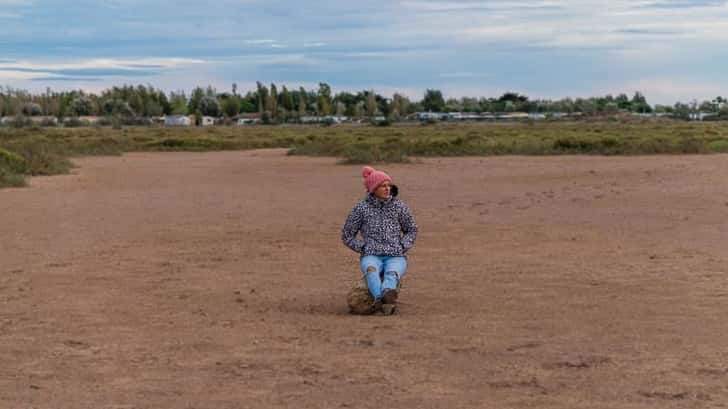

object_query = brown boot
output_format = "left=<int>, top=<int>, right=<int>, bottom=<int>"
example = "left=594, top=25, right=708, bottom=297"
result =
left=381, top=288, right=398, bottom=305
left=367, top=297, right=383, bottom=315
left=381, top=303, right=397, bottom=316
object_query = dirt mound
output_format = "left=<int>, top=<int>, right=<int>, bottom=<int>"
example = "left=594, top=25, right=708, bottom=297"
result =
left=346, top=277, right=374, bottom=314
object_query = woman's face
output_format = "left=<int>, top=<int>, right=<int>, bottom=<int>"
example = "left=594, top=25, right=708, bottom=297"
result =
left=373, top=181, right=391, bottom=199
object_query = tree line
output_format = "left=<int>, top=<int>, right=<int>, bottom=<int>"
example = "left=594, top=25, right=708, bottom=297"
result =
left=1, top=83, right=726, bottom=121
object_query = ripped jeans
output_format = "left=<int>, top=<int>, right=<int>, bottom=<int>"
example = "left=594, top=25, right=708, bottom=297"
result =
left=359, top=255, right=407, bottom=300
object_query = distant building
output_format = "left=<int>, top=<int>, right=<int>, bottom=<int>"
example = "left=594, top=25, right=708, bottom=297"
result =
left=164, top=115, right=192, bottom=126
left=415, top=112, right=449, bottom=121
left=237, top=118, right=260, bottom=125
left=201, top=116, right=215, bottom=126
left=300, top=116, right=322, bottom=124
left=689, top=112, right=716, bottom=121
left=78, top=116, right=101, bottom=124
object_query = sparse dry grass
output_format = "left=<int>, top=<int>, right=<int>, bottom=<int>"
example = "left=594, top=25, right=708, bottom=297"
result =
left=2, top=120, right=728, bottom=187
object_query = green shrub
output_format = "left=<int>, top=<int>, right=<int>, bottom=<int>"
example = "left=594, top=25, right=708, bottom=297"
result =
left=22, top=147, right=73, bottom=175
left=553, top=137, right=597, bottom=152
left=676, top=136, right=704, bottom=153
left=10, top=116, right=32, bottom=128
left=6, top=139, right=73, bottom=175
left=0, top=147, right=28, bottom=187
left=64, top=117, right=88, bottom=128
left=339, top=142, right=409, bottom=164
left=0, top=168, right=26, bottom=187
left=707, top=139, right=728, bottom=152
left=146, top=137, right=238, bottom=151
left=0, top=147, right=27, bottom=174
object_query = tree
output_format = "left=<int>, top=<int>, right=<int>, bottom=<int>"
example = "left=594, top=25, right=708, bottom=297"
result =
left=630, top=92, right=651, bottom=113
left=239, top=93, right=257, bottom=113
left=335, top=101, right=346, bottom=117
left=21, top=102, right=42, bottom=116
left=297, top=86, right=307, bottom=117
left=422, top=89, right=445, bottom=112
left=199, top=96, right=220, bottom=117
left=222, top=97, right=240, bottom=117
left=280, top=86, right=294, bottom=111
left=70, top=96, right=94, bottom=116
left=672, top=102, right=691, bottom=120
left=615, top=93, right=631, bottom=110
left=444, top=98, right=463, bottom=112
left=391, top=94, right=403, bottom=119
left=354, top=101, right=365, bottom=118
left=268, top=83, right=278, bottom=116
left=366, top=90, right=378, bottom=117
left=699, top=100, right=715, bottom=113
left=168, top=91, right=188, bottom=115
left=711, top=96, right=726, bottom=112
left=187, top=87, right=206, bottom=114
left=145, top=100, right=163, bottom=117
left=317, top=82, right=332, bottom=115
left=102, top=99, right=135, bottom=117
left=604, top=102, right=619, bottom=115
left=256, top=82, right=268, bottom=114
left=461, top=97, right=479, bottom=113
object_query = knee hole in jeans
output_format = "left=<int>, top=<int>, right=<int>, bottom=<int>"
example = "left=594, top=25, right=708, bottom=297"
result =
left=366, top=266, right=377, bottom=273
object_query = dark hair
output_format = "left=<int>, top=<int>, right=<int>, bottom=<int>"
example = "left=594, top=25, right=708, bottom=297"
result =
left=391, top=184, right=398, bottom=197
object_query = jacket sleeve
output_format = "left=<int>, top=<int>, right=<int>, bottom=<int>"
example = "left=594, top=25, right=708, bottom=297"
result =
left=341, top=204, right=366, bottom=253
left=399, top=203, right=418, bottom=253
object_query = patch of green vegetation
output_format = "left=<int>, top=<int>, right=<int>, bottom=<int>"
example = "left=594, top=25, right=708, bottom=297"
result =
left=0, top=147, right=27, bottom=173
left=339, top=141, right=410, bottom=164
left=0, top=147, right=27, bottom=187
left=3, top=121, right=728, bottom=189
left=707, top=139, right=728, bottom=152
left=145, top=137, right=240, bottom=151
left=9, top=139, right=73, bottom=176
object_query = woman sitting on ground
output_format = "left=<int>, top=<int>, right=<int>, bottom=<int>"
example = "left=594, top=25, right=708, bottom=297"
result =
left=341, top=166, right=418, bottom=315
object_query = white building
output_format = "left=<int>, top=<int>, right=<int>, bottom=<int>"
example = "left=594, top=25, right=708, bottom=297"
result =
left=164, top=115, right=191, bottom=126
left=201, top=116, right=215, bottom=126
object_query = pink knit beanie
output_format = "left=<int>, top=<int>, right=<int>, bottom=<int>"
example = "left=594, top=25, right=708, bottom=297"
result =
left=362, top=166, right=392, bottom=193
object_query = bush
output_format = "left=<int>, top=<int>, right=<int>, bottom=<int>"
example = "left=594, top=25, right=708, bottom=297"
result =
left=0, top=147, right=27, bottom=187
left=374, top=118, right=393, bottom=127
left=10, top=116, right=32, bottom=128
left=21, top=102, right=42, bottom=116
left=707, top=139, right=728, bottom=153
left=95, top=117, right=113, bottom=126
left=8, top=139, right=72, bottom=175
left=339, top=142, right=409, bottom=164
left=145, top=137, right=238, bottom=151
left=39, top=118, right=58, bottom=127
left=64, top=117, right=88, bottom=128
left=0, top=147, right=27, bottom=174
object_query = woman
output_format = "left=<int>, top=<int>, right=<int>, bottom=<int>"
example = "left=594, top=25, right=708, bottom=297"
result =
left=341, top=166, right=418, bottom=315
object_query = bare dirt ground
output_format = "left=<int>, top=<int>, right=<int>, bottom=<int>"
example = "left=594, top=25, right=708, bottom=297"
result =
left=2, top=149, right=728, bottom=409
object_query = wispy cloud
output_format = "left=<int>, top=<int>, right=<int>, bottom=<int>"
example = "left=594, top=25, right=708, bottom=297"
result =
left=439, top=72, right=491, bottom=79
left=0, top=58, right=205, bottom=82
left=245, top=39, right=278, bottom=45
left=2, top=0, right=728, bottom=104
left=639, top=0, right=727, bottom=8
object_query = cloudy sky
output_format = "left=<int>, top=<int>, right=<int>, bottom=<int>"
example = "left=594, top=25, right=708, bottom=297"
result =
left=1, top=0, right=727, bottom=104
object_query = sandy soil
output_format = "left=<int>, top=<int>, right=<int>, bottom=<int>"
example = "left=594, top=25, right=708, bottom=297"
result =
left=2, top=149, right=728, bottom=409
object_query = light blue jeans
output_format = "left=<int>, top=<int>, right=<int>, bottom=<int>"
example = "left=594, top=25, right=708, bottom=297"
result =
left=359, top=255, right=407, bottom=300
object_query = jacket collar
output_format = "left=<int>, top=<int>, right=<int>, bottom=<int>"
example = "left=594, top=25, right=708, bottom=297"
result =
left=366, top=193, right=393, bottom=208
